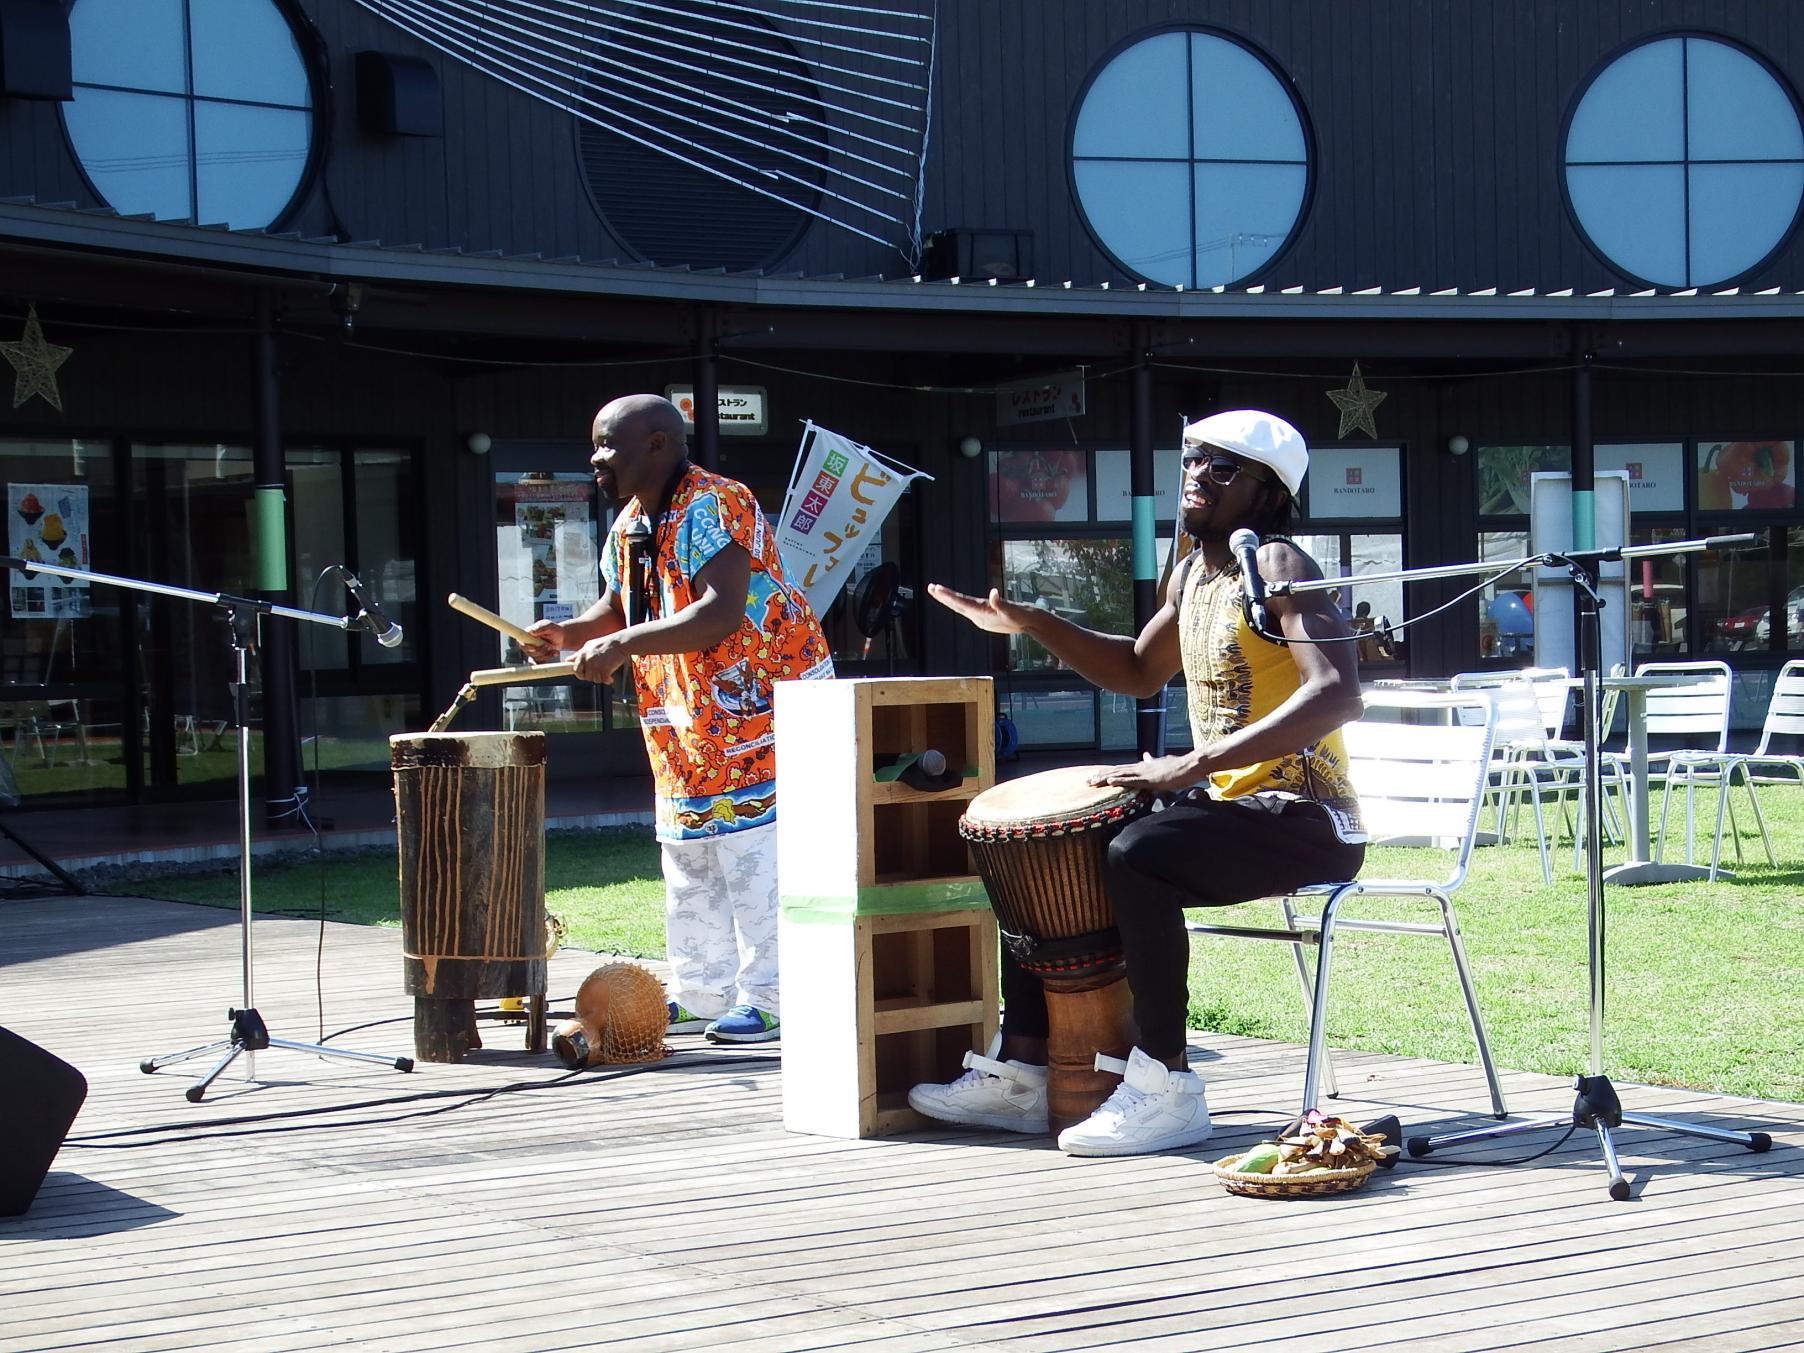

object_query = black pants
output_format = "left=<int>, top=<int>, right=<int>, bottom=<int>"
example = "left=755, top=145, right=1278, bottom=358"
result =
left=1000, top=795, right=1366, bottom=1062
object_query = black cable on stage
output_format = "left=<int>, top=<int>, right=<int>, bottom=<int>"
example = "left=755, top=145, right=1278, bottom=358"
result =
left=64, top=1052, right=782, bottom=1149
left=1398, top=1124, right=1580, bottom=1168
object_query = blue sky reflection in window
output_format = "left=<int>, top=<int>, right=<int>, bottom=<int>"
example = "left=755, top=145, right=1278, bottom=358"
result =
left=1072, top=30, right=1309, bottom=289
left=61, top=0, right=314, bottom=231
left=1565, top=35, right=1804, bottom=288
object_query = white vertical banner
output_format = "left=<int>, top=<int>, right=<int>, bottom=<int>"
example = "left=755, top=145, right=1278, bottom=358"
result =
left=778, top=422, right=930, bottom=617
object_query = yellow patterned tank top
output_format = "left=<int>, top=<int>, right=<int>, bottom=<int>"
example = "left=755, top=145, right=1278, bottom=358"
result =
left=1178, top=553, right=1365, bottom=842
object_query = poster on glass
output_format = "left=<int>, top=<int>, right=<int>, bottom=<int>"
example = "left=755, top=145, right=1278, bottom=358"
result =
left=8, top=482, right=89, bottom=618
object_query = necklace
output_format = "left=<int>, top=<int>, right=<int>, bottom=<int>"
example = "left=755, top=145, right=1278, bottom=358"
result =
left=636, top=460, right=691, bottom=619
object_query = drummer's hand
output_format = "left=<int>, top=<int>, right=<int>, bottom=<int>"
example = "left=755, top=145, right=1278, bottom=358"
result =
left=521, top=620, right=566, bottom=664
left=1089, top=753, right=1199, bottom=795
left=571, top=633, right=629, bottom=684
left=927, top=583, right=1036, bottom=634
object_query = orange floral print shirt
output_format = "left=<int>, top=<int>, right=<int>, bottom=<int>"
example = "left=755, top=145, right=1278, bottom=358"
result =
left=601, top=465, right=833, bottom=841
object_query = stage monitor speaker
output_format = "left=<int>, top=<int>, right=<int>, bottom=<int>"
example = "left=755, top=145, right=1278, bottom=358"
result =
left=355, top=50, right=443, bottom=137
left=921, top=228, right=1034, bottom=282
left=0, top=1025, right=86, bottom=1216
left=0, top=0, right=72, bottom=101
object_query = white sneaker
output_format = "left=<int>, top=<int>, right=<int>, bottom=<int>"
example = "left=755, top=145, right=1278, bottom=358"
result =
left=907, top=1039, right=1049, bottom=1134
left=1056, top=1047, right=1212, bottom=1157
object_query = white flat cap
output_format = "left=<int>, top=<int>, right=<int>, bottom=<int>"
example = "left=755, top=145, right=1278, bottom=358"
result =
left=1182, top=409, right=1308, bottom=497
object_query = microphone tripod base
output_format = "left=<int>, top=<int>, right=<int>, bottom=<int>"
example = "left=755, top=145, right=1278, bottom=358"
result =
left=141, top=1006, right=414, bottom=1103
left=1405, top=1073, right=1771, bottom=1201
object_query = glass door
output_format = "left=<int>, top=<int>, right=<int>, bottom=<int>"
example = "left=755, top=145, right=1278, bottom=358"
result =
left=131, top=443, right=259, bottom=798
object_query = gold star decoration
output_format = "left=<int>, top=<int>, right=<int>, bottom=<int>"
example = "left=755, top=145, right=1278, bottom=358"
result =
left=1326, top=361, right=1386, bottom=439
left=2, top=306, right=72, bottom=412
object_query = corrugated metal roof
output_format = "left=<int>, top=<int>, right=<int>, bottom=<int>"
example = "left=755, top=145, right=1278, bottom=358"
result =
left=8, top=197, right=1804, bottom=321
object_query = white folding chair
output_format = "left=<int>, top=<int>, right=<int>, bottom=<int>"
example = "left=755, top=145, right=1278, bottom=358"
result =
left=1737, top=659, right=1804, bottom=786
left=1184, top=693, right=1508, bottom=1119
left=1652, top=662, right=1795, bottom=880
left=1624, top=661, right=1763, bottom=880
left=1448, top=673, right=1571, bottom=883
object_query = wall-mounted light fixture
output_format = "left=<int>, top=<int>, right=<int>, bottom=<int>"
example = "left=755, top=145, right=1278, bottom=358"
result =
left=465, top=431, right=492, bottom=455
left=958, top=435, right=984, bottom=459
left=1447, top=434, right=1470, bottom=457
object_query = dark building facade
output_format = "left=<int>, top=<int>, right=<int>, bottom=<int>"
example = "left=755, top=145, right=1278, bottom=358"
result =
left=3, top=0, right=1804, bottom=812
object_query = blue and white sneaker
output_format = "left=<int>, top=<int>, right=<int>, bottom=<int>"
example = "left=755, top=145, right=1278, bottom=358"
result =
left=667, top=1002, right=710, bottom=1034
left=704, top=1004, right=780, bottom=1043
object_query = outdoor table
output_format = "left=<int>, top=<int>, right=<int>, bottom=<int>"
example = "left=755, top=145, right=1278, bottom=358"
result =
left=1593, top=673, right=1720, bottom=886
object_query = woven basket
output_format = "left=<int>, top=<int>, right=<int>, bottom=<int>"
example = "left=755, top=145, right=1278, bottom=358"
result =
left=1211, top=1153, right=1378, bottom=1198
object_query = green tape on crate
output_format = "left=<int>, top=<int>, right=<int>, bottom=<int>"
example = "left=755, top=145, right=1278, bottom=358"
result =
left=254, top=487, right=288, bottom=592
left=781, top=877, right=991, bottom=921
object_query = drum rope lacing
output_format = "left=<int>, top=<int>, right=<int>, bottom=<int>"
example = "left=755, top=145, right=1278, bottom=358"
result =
left=957, top=797, right=1142, bottom=841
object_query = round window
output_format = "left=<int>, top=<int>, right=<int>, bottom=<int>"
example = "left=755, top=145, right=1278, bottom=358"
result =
left=575, top=9, right=824, bottom=269
left=61, top=0, right=316, bottom=231
left=1070, top=28, right=1311, bottom=288
left=1563, top=35, right=1804, bottom=288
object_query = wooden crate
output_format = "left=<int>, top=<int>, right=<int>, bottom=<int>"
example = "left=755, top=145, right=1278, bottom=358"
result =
left=777, top=676, right=999, bottom=1138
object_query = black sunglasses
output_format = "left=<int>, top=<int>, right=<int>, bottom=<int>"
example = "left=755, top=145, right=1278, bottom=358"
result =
left=1181, top=452, right=1272, bottom=487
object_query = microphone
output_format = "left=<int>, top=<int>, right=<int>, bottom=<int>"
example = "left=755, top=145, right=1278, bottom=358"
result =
left=330, top=565, right=404, bottom=649
left=1228, top=528, right=1271, bottom=635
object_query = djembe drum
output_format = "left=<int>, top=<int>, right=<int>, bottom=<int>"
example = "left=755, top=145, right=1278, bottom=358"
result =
left=392, top=730, right=548, bottom=1062
left=958, top=766, right=1148, bottom=1132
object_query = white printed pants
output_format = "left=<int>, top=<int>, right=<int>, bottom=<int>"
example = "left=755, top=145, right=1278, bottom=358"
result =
left=659, top=821, right=780, bottom=1019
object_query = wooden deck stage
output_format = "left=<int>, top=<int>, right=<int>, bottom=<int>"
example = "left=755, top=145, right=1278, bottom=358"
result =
left=3, top=893, right=1802, bottom=1352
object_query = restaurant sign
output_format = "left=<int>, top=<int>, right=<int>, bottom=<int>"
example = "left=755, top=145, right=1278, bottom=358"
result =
left=665, top=384, right=769, bottom=436
left=996, top=369, right=1086, bottom=426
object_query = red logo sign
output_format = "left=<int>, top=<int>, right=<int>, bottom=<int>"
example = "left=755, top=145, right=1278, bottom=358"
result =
left=1345, top=467, right=1362, bottom=485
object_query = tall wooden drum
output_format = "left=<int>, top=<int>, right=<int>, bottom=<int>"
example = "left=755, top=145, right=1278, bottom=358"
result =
left=391, top=731, right=547, bottom=1062
left=958, top=766, right=1147, bottom=1133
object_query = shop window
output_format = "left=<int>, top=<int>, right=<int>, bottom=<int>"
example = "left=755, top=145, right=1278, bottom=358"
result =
left=1476, top=444, right=1688, bottom=665
left=62, top=0, right=315, bottom=229
left=131, top=443, right=259, bottom=793
left=1700, top=526, right=1804, bottom=655
left=987, top=445, right=1193, bottom=750
left=1071, top=28, right=1310, bottom=287
left=1476, top=531, right=1536, bottom=663
left=1092, top=447, right=1184, bottom=523
left=1293, top=446, right=1405, bottom=666
left=286, top=447, right=421, bottom=777
left=1291, top=531, right=1405, bottom=665
left=1696, top=440, right=1795, bottom=512
left=0, top=439, right=125, bottom=802
left=990, top=449, right=1089, bottom=523
left=1477, top=445, right=1570, bottom=518
left=1627, top=526, right=1690, bottom=662
left=492, top=470, right=632, bottom=734
left=1563, top=34, right=1804, bottom=288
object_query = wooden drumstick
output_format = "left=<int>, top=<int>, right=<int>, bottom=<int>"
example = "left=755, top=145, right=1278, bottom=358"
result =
left=447, top=592, right=542, bottom=648
left=469, top=661, right=578, bottom=688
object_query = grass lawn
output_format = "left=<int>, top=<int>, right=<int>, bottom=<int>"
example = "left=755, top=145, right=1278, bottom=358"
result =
left=132, top=783, right=1804, bottom=1103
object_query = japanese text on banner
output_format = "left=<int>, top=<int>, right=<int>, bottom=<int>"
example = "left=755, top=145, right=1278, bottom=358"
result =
left=777, top=423, right=929, bottom=619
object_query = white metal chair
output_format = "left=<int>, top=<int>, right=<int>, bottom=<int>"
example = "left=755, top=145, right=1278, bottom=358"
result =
left=1650, top=661, right=1797, bottom=880
left=1448, top=673, right=1570, bottom=883
left=1736, top=659, right=1804, bottom=786
left=1622, top=660, right=1762, bottom=880
left=1184, top=692, right=1508, bottom=1119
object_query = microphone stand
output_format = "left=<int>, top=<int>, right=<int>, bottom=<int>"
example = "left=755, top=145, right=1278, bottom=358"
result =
left=0, top=558, right=413, bottom=1101
left=1270, top=535, right=1772, bottom=1199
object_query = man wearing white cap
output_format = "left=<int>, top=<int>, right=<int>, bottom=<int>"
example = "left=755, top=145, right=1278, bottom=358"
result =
left=912, top=409, right=1366, bottom=1156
